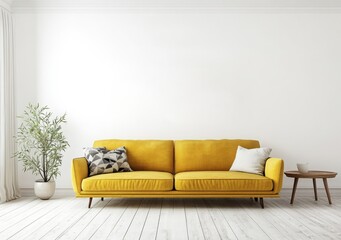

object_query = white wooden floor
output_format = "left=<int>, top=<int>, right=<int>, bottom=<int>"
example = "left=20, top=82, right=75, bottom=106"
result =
left=0, top=189, right=341, bottom=240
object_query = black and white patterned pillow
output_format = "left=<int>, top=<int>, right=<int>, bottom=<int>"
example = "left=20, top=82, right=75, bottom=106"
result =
left=83, top=146, right=133, bottom=176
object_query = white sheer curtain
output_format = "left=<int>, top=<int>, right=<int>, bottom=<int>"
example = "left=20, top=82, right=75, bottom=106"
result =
left=0, top=7, right=20, bottom=202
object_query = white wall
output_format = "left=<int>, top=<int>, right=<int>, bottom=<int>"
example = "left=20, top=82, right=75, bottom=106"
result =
left=13, top=11, right=341, bottom=189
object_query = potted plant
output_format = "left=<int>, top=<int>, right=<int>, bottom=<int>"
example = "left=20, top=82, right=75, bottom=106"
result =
left=15, top=103, right=69, bottom=200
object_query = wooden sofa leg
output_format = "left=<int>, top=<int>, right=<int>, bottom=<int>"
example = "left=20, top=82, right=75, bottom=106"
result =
left=101, top=197, right=104, bottom=201
left=88, top=197, right=93, bottom=208
left=254, top=197, right=258, bottom=202
left=260, top=198, right=264, bottom=209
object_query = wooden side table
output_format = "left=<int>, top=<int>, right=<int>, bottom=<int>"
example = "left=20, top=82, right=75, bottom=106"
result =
left=284, top=171, right=337, bottom=204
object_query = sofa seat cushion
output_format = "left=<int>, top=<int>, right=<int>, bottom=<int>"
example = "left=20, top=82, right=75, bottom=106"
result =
left=175, top=171, right=273, bottom=191
left=82, top=171, right=173, bottom=192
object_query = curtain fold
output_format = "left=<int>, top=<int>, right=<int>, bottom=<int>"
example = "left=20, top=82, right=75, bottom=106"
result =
left=0, top=7, right=20, bottom=202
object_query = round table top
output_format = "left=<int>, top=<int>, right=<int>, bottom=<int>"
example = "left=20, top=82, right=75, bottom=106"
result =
left=284, top=171, right=337, bottom=178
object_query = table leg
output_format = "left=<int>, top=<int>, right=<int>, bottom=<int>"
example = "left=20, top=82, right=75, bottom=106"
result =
left=323, top=178, right=332, bottom=204
left=313, top=178, right=318, bottom=201
left=290, top=178, right=299, bottom=204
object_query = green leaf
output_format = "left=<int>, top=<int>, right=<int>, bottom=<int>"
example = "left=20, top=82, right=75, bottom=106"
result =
left=14, top=103, right=69, bottom=182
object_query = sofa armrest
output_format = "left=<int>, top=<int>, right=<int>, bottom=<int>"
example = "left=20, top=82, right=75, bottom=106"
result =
left=71, top=157, right=88, bottom=195
left=265, top=157, right=284, bottom=194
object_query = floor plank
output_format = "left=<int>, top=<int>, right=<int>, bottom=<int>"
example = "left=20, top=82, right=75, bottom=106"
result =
left=204, top=199, right=238, bottom=240
left=195, top=199, right=221, bottom=240
left=139, top=198, right=162, bottom=240
left=123, top=198, right=151, bottom=240
left=184, top=199, right=205, bottom=240
left=0, top=198, right=55, bottom=233
left=3, top=198, right=74, bottom=239
left=58, top=198, right=110, bottom=239
left=271, top=198, right=341, bottom=239
left=0, top=190, right=341, bottom=240
left=74, top=199, right=119, bottom=240
left=245, top=198, right=310, bottom=240
left=22, top=198, right=89, bottom=240
left=0, top=198, right=40, bottom=224
left=105, top=198, right=142, bottom=239
left=240, top=199, right=292, bottom=240
left=0, top=197, right=36, bottom=216
left=89, top=198, right=130, bottom=239
left=156, top=198, right=188, bottom=240
left=218, top=199, right=271, bottom=240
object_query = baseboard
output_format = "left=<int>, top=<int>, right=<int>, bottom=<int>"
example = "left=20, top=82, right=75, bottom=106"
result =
left=20, top=188, right=74, bottom=197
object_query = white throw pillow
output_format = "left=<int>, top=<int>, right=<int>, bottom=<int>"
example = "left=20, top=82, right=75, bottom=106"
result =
left=229, top=146, right=272, bottom=175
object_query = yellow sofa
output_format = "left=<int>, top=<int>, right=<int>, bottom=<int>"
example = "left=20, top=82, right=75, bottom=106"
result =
left=71, top=139, right=284, bottom=208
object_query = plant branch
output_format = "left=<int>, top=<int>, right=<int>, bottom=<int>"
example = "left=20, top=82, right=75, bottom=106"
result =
left=14, top=103, right=69, bottom=182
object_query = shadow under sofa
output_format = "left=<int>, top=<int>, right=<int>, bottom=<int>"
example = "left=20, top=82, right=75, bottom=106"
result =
left=71, top=139, right=284, bottom=208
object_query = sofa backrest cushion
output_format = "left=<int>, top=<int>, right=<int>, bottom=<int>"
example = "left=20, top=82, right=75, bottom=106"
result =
left=174, top=139, right=260, bottom=173
left=93, top=139, right=174, bottom=173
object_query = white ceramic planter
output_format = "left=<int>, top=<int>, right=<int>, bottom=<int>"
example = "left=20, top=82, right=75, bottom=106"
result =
left=34, top=180, right=55, bottom=200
